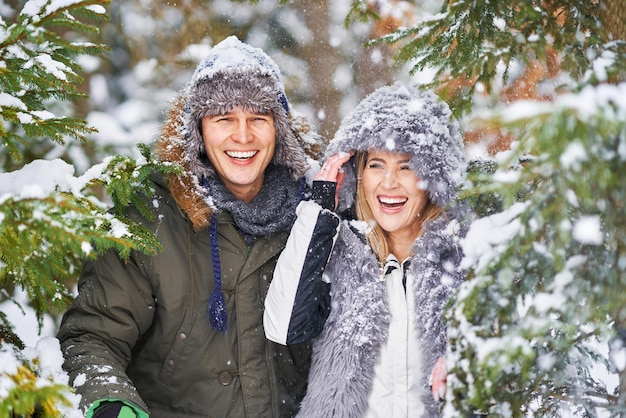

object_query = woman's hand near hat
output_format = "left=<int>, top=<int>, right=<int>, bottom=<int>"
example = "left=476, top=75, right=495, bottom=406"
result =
left=315, top=151, right=352, bottom=183
left=314, top=152, right=352, bottom=210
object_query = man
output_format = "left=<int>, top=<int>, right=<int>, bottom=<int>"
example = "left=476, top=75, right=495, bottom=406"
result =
left=57, top=36, right=317, bottom=418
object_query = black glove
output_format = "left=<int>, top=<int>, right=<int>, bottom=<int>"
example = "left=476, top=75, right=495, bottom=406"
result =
left=311, top=180, right=337, bottom=211
left=93, top=401, right=136, bottom=418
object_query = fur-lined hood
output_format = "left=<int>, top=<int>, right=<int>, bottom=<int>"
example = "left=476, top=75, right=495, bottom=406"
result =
left=326, top=83, right=465, bottom=212
left=153, top=36, right=321, bottom=230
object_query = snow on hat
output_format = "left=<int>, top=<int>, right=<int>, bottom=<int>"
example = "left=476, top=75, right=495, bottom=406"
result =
left=184, top=35, right=309, bottom=180
left=326, top=82, right=465, bottom=211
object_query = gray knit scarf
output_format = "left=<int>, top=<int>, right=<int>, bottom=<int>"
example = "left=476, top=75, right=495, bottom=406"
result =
left=204, top=164, right=303, bottom=242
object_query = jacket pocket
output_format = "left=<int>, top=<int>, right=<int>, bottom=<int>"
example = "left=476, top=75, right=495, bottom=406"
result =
left=158, top=309, right=199, bottom=386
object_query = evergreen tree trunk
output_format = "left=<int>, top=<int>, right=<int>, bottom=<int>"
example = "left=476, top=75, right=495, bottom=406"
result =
left=297, top=0, right=400, bottom=139
left=602, top=0, right=626, bottom=83
left=298, top=0, right=344, bottom=139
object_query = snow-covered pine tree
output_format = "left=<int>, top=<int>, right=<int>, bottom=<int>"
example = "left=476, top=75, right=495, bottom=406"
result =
left=0, top=1, right=177, bottom=415
left=351, top=0, right=626, bottom=416
left=446, top=84, right=626, bottom=417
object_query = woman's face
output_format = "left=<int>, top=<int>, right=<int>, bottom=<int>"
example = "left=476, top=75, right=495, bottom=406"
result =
left=361, top=150, right=428, bottom=240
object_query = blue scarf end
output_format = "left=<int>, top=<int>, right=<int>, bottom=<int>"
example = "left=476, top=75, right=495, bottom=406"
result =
left=207, top=212, right=227, bottom=334
left=207, top=289, right=228, bottom=334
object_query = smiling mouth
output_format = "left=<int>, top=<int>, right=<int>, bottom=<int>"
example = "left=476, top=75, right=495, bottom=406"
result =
left=378, top=196, right=407, bottom=209
left=226, top=150, right=257, bottom=160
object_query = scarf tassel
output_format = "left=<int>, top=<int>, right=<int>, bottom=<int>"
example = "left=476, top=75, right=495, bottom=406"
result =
left=208, top=213, right=228, bottom=334
left=208, top=287, right=227, bottom=334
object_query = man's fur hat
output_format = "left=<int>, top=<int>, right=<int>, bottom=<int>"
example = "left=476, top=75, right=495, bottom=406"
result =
left=154, top=36, right=319, bottom=230
left=184, top=36, right=310, bottom=181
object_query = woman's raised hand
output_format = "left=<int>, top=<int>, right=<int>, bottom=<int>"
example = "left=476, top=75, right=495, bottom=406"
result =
left=314, top=152, right=352, bottom=183
left=314, top=152, right=352, bottom=210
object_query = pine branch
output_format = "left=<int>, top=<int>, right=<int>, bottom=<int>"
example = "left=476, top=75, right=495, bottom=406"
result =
left=1, top=140, right=173, bottom=331
left=343, top=0, right=380, bottom=28
left=0, top=349, right=76, bottom=417
left=0, top=0, right=109, bottom=161
left=0, top=311, right=25, bottom=350
left=0, top=169, right=168, bottom=322
left=365, top=0, right=605, bottom=115
left=90, top=144, right=183, bottom=221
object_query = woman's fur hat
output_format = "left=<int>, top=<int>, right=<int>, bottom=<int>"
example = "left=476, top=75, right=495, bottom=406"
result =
left=326, top=82, right=465, bottom=211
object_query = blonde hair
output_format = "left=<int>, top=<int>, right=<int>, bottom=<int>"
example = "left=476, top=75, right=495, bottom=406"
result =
left=354, top=151, right=443, bottom=263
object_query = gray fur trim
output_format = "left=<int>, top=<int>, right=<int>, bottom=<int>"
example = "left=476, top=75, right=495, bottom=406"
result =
left=297, top=224, right=390, bottom=418
left=326, top=83, right=465, bottom=211
left=298, top=205, right=469, bottom=418
left=408, top=209, right=467, bottom=416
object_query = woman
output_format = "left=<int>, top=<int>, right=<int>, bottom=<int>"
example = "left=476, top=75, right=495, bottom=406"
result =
left=264, top=83, right=470, bottom=417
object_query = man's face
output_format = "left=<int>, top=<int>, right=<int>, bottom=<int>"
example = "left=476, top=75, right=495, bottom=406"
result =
left=201, top=108, right=276, bottom=202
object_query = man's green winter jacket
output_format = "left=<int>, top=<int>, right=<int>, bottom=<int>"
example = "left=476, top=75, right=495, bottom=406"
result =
left=57, top=173, right=312, bottom=417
